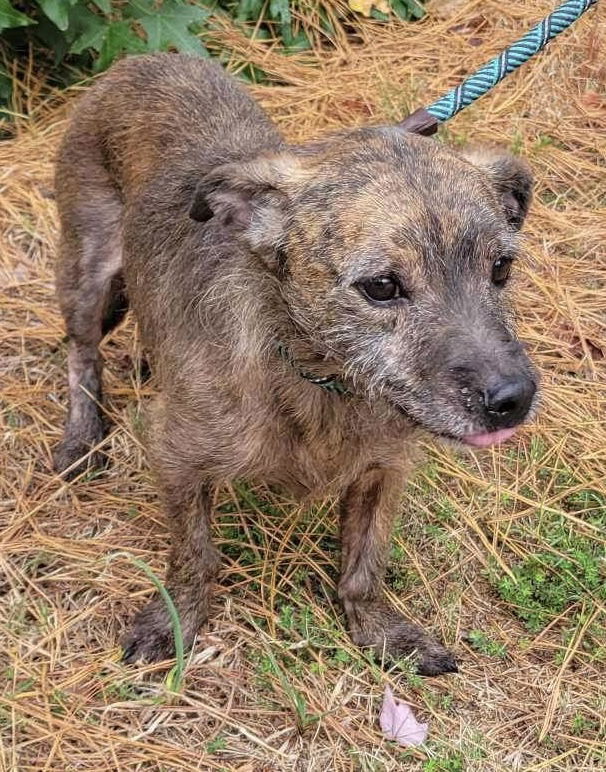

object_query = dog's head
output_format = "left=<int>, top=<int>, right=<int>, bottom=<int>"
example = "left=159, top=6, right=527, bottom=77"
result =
left=189, top=128, right=538, bottom=447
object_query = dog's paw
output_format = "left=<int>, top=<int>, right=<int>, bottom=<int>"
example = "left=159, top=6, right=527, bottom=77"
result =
left=346, top=601, right=458, bottom=677
left=122, top=599, right=178, bottom=664
left=53, top=444, right=106, bottom=481
left=53, top=434, right=106, bottom=480
left=410, top=641, right=458, bottom=677
left=366, top=627, right=457, bottom=676
left=121, top=593, right=208, bottom=665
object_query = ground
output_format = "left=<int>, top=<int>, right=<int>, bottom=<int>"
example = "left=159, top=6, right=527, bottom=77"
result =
left=1, top=1, right=605, bottom=769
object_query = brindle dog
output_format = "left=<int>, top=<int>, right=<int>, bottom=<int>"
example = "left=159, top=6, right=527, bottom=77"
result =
left=54, top=53, right=537, bottom=675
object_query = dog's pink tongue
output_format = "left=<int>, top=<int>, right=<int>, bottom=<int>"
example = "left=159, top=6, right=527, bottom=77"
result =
left=463, top=428, right=516, bottom=448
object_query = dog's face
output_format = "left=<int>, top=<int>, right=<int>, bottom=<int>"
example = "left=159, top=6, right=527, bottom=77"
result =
left=190, top=128, right=538, bottom=446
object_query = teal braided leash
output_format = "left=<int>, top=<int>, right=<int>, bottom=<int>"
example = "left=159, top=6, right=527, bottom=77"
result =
left=400, top=0, right=598, bottom=135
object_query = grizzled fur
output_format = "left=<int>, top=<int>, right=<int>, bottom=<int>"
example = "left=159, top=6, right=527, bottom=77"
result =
left=54, top=53, right=537, bottom=675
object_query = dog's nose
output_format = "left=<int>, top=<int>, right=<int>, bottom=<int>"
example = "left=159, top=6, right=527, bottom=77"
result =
left=483, top=376, right=536, bottom=427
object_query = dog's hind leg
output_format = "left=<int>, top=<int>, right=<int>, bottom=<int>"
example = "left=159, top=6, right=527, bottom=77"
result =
left=53, top=176, right=125, bottom=479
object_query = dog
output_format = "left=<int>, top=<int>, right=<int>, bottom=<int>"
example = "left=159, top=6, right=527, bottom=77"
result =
left=53, top=53, right=537, bottom=675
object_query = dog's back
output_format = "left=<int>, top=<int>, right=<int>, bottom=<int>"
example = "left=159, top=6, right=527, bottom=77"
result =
left=56, top=54, right=281, bottom=201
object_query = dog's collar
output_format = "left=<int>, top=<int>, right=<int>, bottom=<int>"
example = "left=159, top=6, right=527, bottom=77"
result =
left=277, top=343, right=349, bottom=395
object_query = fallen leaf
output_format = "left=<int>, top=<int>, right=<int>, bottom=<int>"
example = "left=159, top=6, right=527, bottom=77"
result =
left=348, top=0, right=390, bottom=17
left=348, top=0, right=372, bottom=15
left=448, top=15, right=488, bottom=35
left=379, top=685, right=428, bottom=747
left=432, top=0, right=471, bottom=20
left=577, top=90, right=606, bottom=128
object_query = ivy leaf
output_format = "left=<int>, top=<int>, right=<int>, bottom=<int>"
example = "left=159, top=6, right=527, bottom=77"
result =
left=399, top=0, right=425, bottom=20
left=32, top=10, right=70, bottom=61
left=0, top=0, right=34, bottom=32
left=370, top=6, right=390, bottom=21
left=129, top=0, right=209, bottom=56
left=36, top=0, right=77, bottom=32
left=0, top=68, right=12, bottom=102
left=389, top=0, right=411, bottom=20
left=69, top=5, right=107, bottom=55
left=236, top=0, right=264, bottom=22
left=283, top=30, right=311, bottom=53
left=91, top=0, right=111, bottom=13
left=95, top=20, right=146, bottom=72
left=269, top=0, right=294, bottom=46
left=269, top=0, right=290, bottom=24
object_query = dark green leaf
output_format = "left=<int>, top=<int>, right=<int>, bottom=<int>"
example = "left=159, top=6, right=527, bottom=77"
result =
left=236, top=62, right=268, bottom=84
left=69, top=5, right=107, bottom=54
left=243, top=25, right=270, bottom=40
left=389, top=0, right=412, bottom=20
left=269, top=0, right=290, bottom=43
left=0, top=0, right=34, bottom=31
left=370, top=8, right=390, bottom=22
left=91, top=0, right=111, bottom=14
left=269, top=0, right=290, bottom=26
left=318, top=8, right=334, bottom=35
left=35, top=0, right=74, bottom=31
left=95, top=20, right=145, bottom=72
left=0, top=69, right=12, bottom=102
left=400, top=0, right=425, bottom=20
left=129, top=0, right=209, bottom=55
left=236, top=0, right=263, bottom=22
left=283, top=30, right=311, bottom=53
left=33, top=11, right=70, bottom=61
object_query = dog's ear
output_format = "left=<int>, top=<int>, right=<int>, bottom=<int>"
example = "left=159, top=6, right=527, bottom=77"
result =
left=459, top=147, right=533, bottom=230
left=189, top=152, right=307, bottom=257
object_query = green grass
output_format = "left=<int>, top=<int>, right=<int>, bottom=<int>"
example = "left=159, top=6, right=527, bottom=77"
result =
left=494, top=510, right=605, bottom=634
left=108, top=552, right=186, bottom=693
left=466, top=630, right=508, bottom=659
left=251, top=635, right=323, bottom=731
left=102, top=679, right=150, bottom=702
left=205, top=735, right=227, bottom=753
left=423, top=755, right=464, bottom=772
left=570, top=712, right=600, bottom=737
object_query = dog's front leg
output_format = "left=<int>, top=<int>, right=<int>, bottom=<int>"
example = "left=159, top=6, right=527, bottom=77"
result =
left=122, top=468, right=220, bottom=664
left=338, top=468, right=457, bottom=676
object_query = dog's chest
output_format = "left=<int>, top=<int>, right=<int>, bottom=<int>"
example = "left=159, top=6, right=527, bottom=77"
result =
left=252, top=386, right=414, bottom=497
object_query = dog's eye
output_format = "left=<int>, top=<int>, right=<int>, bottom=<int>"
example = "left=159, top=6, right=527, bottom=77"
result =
left=491, top=257, right=513, bottom=287
left=357, top=275, right=404, bottom=303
